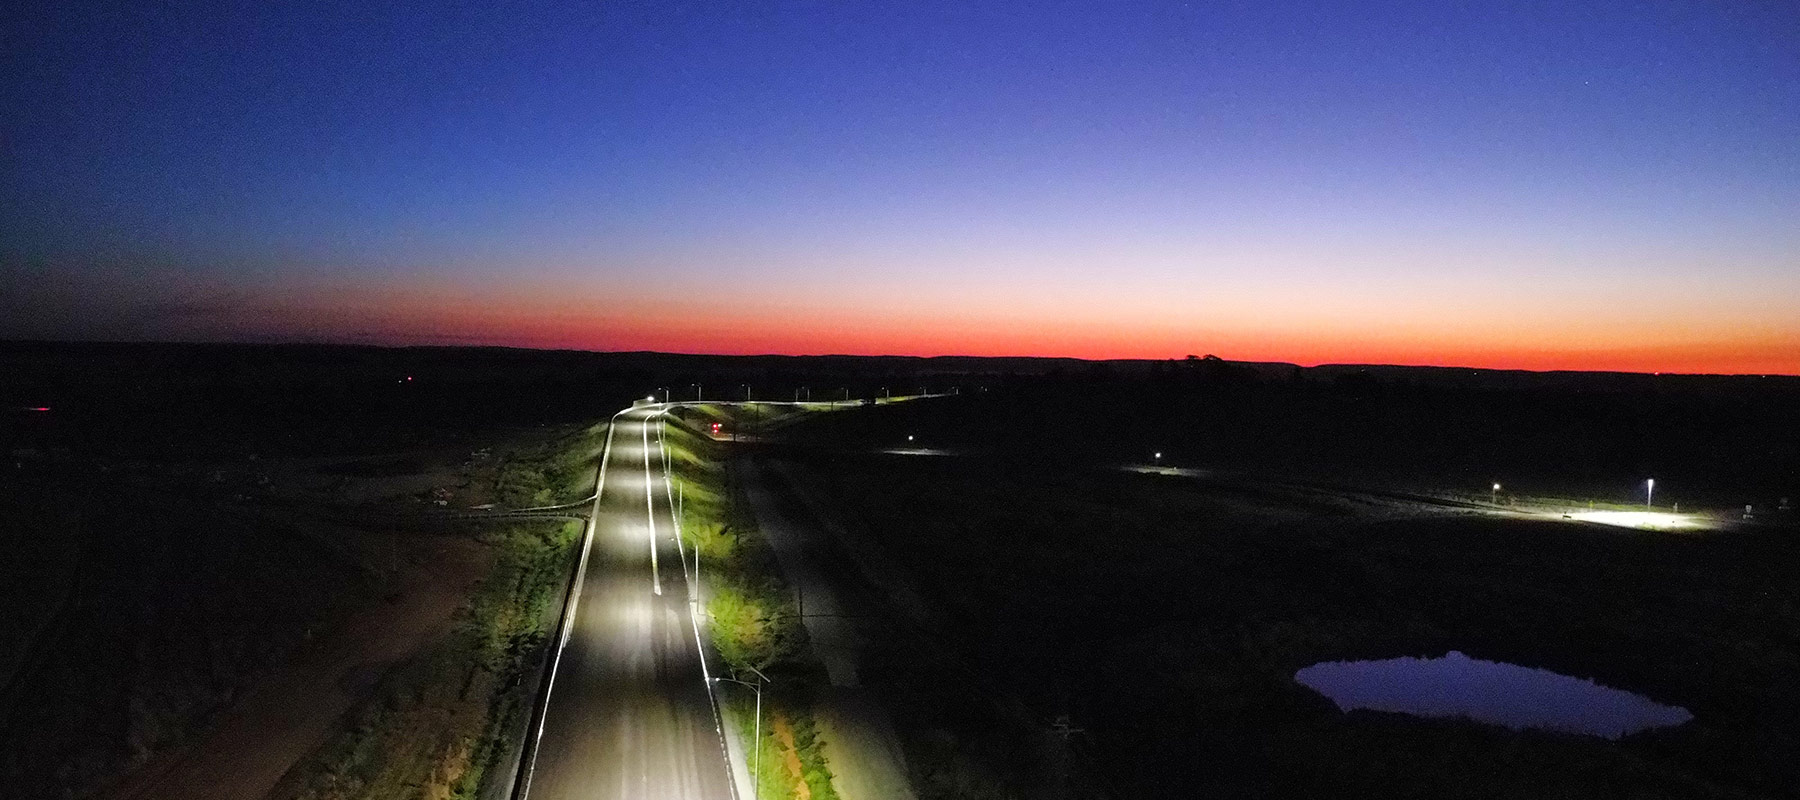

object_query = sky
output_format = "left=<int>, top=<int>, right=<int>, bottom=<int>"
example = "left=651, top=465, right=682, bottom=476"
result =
left=4, top=0, right=1798, bottom=373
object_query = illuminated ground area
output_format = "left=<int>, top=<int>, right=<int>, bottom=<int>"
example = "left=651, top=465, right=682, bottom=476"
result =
left=776, top=443, right=1800, bottom=797
left=876, top=447, right=959, bottom=457
left=1560, top=510, right=1714, bottom=531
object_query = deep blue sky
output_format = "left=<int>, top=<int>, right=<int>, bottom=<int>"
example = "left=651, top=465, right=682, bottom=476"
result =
left=4, top=1, right=1797, bottom=370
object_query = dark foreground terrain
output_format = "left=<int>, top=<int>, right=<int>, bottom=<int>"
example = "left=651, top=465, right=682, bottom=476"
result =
left=0, top=342, right=1016, bottom=798
left=749, top=371, right=1799, bottom=798
left=764, top=452, right=1797, bottom=797
left=3, top=341, right=1795, bottom=799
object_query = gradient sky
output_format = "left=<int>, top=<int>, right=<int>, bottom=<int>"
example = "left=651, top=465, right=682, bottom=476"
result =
left=4, top=1, right=1798, bottom=372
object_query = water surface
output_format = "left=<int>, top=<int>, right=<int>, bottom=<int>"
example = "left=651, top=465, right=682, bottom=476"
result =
left=1295, top=651, right=1692, bottom=739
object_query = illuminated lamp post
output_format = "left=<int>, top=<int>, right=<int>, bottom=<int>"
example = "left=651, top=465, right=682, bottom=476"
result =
left=714, top=667, right=770, bottom=800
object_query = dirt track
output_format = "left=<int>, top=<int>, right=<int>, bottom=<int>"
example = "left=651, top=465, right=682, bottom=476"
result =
left=100, top=535, right=492, bottom=800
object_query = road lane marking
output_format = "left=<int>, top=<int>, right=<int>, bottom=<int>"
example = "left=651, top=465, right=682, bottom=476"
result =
left=643, top=416, right=662, bottom=596
left=515, top=406, right=624, bottom=800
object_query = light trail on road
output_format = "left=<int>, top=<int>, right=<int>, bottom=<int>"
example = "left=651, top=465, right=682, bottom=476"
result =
left=517, top=397, right=944, bottom=799
left=515, top=407, right=735, bottom=800
left=644, top=416, right=662, bottom=596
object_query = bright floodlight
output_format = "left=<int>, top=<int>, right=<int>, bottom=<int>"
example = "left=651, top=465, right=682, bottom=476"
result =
left=907, top=435, right=914, bottom=442
left=1493, top=483, right=1501, bottom=491
left=1154, top=452, right=1162, bottom=460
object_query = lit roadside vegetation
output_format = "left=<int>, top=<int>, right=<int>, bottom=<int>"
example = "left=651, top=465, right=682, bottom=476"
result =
left=661, top=412, right=841, bottom=800
left=492, top=421, right=609, bottom=508
left=273, top=521, right=579, bottom=800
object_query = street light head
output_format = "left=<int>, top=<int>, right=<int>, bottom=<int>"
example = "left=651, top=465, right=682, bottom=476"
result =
left=1493, top=483, right=1501, bottom=491
left=907, top=434, right=914, bottom=441
left=1154, top=452, right=1162, bottom=459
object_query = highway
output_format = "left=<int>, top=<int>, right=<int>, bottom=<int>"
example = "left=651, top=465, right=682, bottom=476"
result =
left=517, top=405, right=734, bottom=800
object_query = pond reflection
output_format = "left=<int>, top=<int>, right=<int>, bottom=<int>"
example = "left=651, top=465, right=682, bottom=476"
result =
left=1295, top=651, right=1692, bottom=739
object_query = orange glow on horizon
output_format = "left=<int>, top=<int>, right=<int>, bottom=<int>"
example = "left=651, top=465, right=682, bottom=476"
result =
left=335, top=301, right=1799, bottom=376
left=129, top=279, right=1799, bottom=377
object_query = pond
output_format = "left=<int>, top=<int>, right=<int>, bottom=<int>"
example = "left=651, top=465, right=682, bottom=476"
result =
left=1295, top=650, right=1692, bottom=739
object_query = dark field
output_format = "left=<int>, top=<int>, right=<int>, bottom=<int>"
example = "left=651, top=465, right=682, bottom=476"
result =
left=0, top=343, right=656, bottom=798
left=4, top=342, right=1797, bottom=799
left=783, top=364, right=1800, bottom=509
left=770, top=451, right=1799, bottom=797
left=0, top=481, right=373, bottom=797
left=0, top=342, right=1016, bottom=798
left=756, top=370, right=1800, bottom=798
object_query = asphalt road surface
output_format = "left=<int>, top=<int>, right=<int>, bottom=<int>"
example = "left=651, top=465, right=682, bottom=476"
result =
left=519, top=407, right=734, bottom=800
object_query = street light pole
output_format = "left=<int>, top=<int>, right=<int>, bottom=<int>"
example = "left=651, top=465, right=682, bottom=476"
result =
left=714, top=675, right=764, bottom=799
left=1492, top=482, right=1501, bottom=505
left=1646, top=478, right=1655, bottom=509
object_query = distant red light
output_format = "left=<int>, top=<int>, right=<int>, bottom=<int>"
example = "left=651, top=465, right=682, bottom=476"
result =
left=26, top=407, right=50, bottom=412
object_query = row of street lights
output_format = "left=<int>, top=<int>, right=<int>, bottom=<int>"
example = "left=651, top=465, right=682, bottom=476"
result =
left=1485, top=478, right=1659, bottom=509
left=651, top=385, right=960, bottom=405
left=1139, top=448, right=1664, bottom=513
left=637, top=398, right=773, bottom=799
left=654, top=385, right=869, bottom=403
left=1127, top=452, right=1673, bottom=515
left=1131, top=457, right=1666, bottom=512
